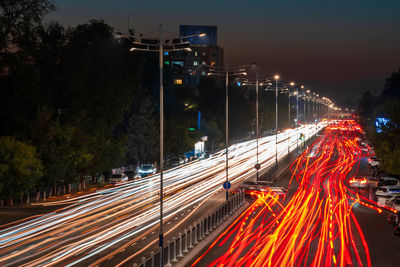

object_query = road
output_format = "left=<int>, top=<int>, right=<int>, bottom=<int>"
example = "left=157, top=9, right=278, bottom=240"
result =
left=193, top=120, right=400, bottom=267
left=0, top=124, right=323, bottom=266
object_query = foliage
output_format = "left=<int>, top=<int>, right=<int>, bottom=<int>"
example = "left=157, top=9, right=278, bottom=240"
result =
left=126, top=93, right=159, bottom=165
left=0, top=14, right=143, bottom=196
left=0, top=136, right=43, bottom=199
left=359, top=68, right=400, bottom=175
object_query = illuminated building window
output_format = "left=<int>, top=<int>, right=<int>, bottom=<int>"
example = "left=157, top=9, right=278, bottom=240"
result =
left=174, top=79, right=183, bottom=85
left=193, top=61, right=198, bottom=66
left=164, top=61, right=169, bottom=65
left=194, top=52, right=198, bottom=56
left=211, top=61, right=216, bottom=66
left=163, top=51, right=169, bottom=56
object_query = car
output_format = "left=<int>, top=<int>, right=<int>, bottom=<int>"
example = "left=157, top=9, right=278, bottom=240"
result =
left=124, top=170, right=139, bottom=180
left=109, top=173, right=128, bottom=184
left=375, top=186, right=400, bottom=197
left=137, top=164, right=157, bottom=177
left=368, top=177, right=379, bottom=188
left=368, top=157, right=380, bottom=167
left=348, top=176, right=368, bottom=188
left=378, top=177, right=399, bottom=187
left=170, top=155, right=188, bottom=167
left=385, top=196, right=400, bottom=211
left=239, top=181, right=286, bottom=198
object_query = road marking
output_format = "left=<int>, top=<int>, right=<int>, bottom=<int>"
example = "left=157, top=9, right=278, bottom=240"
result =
left=142, top=236, right=146, bottom=240
left=167, top=221, right=171, bottom=225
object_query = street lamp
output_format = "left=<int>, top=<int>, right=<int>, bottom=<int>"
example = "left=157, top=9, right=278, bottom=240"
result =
left=130, top=24, right=205, bottom=264
left=274, top=74, right=279, bottom=165
left=288, top=82, right=295, bottom=155
left=306, top=89, right=311, bottom=123
left=208, top=62, right=254, bottom=200
left=241, top=73, right=271, bottom=181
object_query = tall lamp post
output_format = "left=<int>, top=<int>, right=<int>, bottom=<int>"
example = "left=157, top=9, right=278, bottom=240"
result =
left=274, top=74, right=280, bottom=165
left=208, top=63, right=254, bottom=199
left=242, top=73, right=270, bottom=180
left=288, top=82, right=295, bottom=155
left=129, top=24, right=205, bottom=264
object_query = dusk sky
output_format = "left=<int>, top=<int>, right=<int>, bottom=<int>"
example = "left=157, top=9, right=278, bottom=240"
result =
left=48, top=0, right=400, bottom=106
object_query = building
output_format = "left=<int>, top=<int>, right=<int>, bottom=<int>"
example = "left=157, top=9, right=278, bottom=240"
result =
left=164, top=25, right=224, bottom=88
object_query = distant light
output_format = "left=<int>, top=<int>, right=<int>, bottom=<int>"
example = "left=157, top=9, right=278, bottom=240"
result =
left=306, top=90, right=310, bottom=93
left=301, top=85, right=304, bottom=89
left=184, top=48, right=192, bottom=52
left=290, top=82, right=295, bottom=86
left=237, top=81, right=242, bottom=86
left=274, top=75, right=280, bottom=80
left=198, top=33, right=206, bottom=37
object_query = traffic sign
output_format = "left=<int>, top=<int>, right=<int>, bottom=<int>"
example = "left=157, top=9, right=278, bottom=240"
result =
left=223, top=181, right=231, bottom=190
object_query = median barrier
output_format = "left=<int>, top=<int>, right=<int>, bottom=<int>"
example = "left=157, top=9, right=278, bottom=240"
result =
left=134, top=189, right=245, bottom=267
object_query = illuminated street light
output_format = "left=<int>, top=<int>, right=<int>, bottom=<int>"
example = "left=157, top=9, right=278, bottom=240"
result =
left=129, top=24, right=205, bottom=264
left=207, top=62, right=255, bottom=199
left=274, top=74, right=279, bottom=165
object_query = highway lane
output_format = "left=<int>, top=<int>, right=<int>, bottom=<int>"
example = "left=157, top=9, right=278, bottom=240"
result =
left=0, top=124, right=324, bottom=266
left=194, top=120, right=395, bottom=267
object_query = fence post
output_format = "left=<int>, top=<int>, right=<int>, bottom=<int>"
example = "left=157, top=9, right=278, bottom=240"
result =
left=150, top=251, right=154, bottom=267
left=188, top=225, right=193, bottom=249
left=183, top=229, right=189, bottom=253
left=199, top=220, right=203, bottom=241
left=171, top=237, right=177, bottom=263
left=165, top=241, right=171, bottom=267
left=212, top=211, right=216, bottom=229
left=205, top=216, right=209, bottom=235
left=194, top=223, right=198, bottom=244
left=178, top=233, right=183, bottom=258
left=217, top=207, right=221, bottom=225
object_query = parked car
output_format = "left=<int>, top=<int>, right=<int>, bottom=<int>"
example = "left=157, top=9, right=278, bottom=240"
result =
left=137, top=164, right=157, bottom=177
left=368, top=157, right=380, bottom=167
left=385, top=195, right=400, bottom=210
left=376, top=186, right=400, bottom=197
left=348, top=176, right=368, bottom=188
left=378, top=177, right=399, bottom=187
left=170, top=155, right=188, bottom=167
left=109, top=173, right=128, bottom=184
left=124, top=170, right=139, bottom=180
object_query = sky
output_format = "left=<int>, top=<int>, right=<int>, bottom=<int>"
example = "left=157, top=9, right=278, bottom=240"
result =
left=47, top=0, right=400, bottom=107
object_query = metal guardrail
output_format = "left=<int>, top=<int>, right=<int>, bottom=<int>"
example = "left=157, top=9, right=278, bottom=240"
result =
left=133, top=189, right=245, bottom=267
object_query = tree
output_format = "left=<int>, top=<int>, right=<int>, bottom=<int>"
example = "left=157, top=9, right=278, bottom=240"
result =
left=126, top=93, right=159, bottom=165
left=0, top=136, right=43, bottom=205
left=359, top=68, right=400, bottom=176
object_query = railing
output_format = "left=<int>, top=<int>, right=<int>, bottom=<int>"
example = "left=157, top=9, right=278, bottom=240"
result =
left=133, top=189, right=245, bottom=267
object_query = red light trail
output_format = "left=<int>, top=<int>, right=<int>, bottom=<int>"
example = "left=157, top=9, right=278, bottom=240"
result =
left=194, top=120, right=389, bottom=267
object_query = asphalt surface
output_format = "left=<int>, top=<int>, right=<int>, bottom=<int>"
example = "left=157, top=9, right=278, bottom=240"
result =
left=191, top=129, right=400, bottom=267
